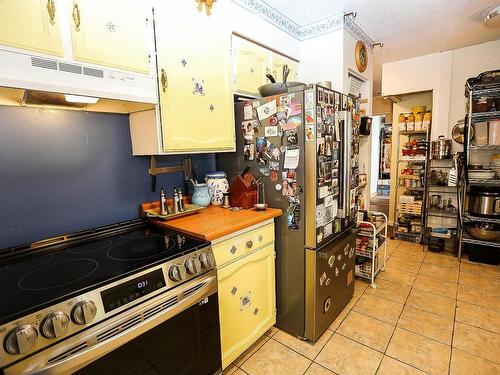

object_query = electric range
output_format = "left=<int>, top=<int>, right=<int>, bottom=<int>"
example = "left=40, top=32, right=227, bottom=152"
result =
left=0, top=220, right=221, bottom=375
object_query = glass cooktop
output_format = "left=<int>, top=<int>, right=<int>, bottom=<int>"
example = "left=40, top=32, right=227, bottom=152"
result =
left=0, top=222, right=208, bottom=324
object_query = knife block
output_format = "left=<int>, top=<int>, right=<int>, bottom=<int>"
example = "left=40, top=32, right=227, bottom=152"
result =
left=229, top=173, right=257, bottom=209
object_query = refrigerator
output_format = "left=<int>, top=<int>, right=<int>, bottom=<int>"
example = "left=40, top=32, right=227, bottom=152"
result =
left=217, top=85, right=360, bottom=341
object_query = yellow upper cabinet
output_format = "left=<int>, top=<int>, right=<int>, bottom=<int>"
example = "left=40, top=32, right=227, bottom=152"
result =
left=233, top=36, right=269, bottom=95
left=0, top=0, right=63, bottom=56
left=70, top=0, right=150, bottom=74
left=271, top=53, right=298, bottom=83
left=154, top=1, right=235, bottom=153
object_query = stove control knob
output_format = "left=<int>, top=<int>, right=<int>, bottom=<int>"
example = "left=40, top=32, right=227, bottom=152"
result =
left=4, top=325, right=38, bottom=355
left=41, top=311, right=70, bottom=339
left=72, top=301, right=97, bottom=325
left=168, top=264, right=185, bottom=282
left=185, top=257, right=201, bottom=275
left=199, top=252, right=214, bottom=269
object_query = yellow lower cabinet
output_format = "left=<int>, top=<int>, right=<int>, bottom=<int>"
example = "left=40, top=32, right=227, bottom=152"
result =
left=218, top=243, right=276, bottom=368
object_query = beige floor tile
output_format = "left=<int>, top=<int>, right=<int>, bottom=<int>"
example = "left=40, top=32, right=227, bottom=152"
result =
left=396, top=241, right=424, bottom=252
left=419, top=263, right=459, bottom=282
left=356, top=278, right=370, bottom=293
left=337, top=311, right=394, bottom=352
left=453, top=322, right=500, bottom=364
left=378, top=267, right=417, bottom=286
left=241, top=339, right=311, bottom=375
left=223, top=363, right=238, bottom=374
left=459, top=272, right=500, bottom=292
left=390, top=250, right=425, bottom=263
left=456, top=300, right=500, bottom=334
left=377, top=356, right=426, bottom=375
left=234, top=335, right=269, bottom=366
left=316, top=333, right=383, bottom=375
left=365, top=279, right=411, bottom=304
left=264, top=326, right=279, bottom=337
left=232, top=370, right=247, bottom=375
left=386, top=328, right=451, bottom=375
left=457, top=284, right=500, bottom=311
left=460, top=261, right=500, bottom=279
left=304, top=363, right=336, bottom=375
left=450, top=348, right=500, bottom=375
left=385, top=257, right=421, bottom=274
left=413, top=274, right=457, bottom=298
left=423, top=252, right=459, bottom=269
left=273, top=329, right=332, bottom=360
left=386, top=239, right=401, bottom=251
left=397, top=305, right=454, bottom=344
left=353, top=293, right=404, bottom=325
left=328, top=305, right=350, bottom=331
left=406, top=288, right=456, bottom=318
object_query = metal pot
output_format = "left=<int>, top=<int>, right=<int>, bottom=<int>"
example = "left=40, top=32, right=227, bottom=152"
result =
left=431, top=135, right=452, bottom=159
left=465, top=222, right=500, bottom=241
left=468, top=188, right=500, bottom=217
left=431, top=195, right=442, bottom=209
left=258, top=64, right=306, bottom=97
left=452, top=120, right=474, bottom=144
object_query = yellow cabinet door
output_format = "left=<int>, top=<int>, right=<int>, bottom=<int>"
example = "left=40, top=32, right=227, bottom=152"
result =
left=218, top=244, right=276, bottom=368
left=70, top=0, right=150, bottom=74
left=272, top=54, right=298, bottom=82
left=155, top=2, right=235, bottom=153
left=234, top=37, right=269, bottom=95
left=0, top=0, right=62, bottom=56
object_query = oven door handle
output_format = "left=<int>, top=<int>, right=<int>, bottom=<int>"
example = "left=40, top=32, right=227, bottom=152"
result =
left=5, top=273, right=218, bottom=375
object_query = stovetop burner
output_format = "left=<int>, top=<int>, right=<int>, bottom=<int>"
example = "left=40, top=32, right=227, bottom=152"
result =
left=0, top=221, right=209, bottom=325
left=19, top=259, right=99, bottom=291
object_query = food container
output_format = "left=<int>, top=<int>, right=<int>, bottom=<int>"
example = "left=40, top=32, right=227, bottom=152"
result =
left=398, top=113, right=407, bottom=132
left=422, top=111, right=432, bottom=130
left=489, top=120, right=500, bottom=146
left=431, top=136, right=452, bottom=159
left=471, top=97, right=494, bottom=113
left=468, top=188, right=500, bottom=217
left=474, top=122, right=488, bottom=145
left=406, top=113, right=415, bottom=131
left=411, top=106, right=426, bottom=114
left=206, top=171, right=229, bottom=206
left=414, top=112, right=423, bottom=130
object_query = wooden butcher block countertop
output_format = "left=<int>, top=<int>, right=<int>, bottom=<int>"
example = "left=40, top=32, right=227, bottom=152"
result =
left=141, top=202, right=281, bottom=241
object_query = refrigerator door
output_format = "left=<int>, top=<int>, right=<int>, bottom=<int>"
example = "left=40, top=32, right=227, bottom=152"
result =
left=304, top=230, right=356, bottom=341
left=308, top=86, right=344, bottom=249
left=216, top=91, right=307, bottom=337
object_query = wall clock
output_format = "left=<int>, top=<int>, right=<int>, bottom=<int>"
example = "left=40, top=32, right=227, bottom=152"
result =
left=355, top=41, right=368, bottom=73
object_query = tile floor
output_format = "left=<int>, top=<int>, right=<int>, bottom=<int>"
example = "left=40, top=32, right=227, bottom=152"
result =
left=224, top=239, right=500, bottom=375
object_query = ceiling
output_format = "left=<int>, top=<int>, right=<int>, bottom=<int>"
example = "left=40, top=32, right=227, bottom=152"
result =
left=264, top=0, right=500, bottom=93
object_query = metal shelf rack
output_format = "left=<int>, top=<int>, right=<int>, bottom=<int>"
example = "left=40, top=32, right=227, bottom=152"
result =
left=458, top=76, right=500, bottom=258
left=392, top=123, right=431, bottom=243
left=355, top=212, right=387, bottom=288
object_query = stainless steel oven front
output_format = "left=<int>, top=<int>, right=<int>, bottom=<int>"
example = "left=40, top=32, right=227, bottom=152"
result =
left=4, top=270, right=222, bottom=375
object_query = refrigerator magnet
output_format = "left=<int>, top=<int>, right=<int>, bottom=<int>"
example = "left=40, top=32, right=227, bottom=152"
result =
left=269, top=161, right=279, bottom=171
left=317, top=87, right=324, bottom=103
left=287, top=203, right=300, bottom=230
left=317, top=231, right=323, bottom=243
left=290, top=103, right=302, bottom=116
left=324, top=222, right=333, bottom=237
left=283, top=148, right=299, bottom=169
left=324, top=195, right=334, bottom=207
left=305, top=109, right=314, bottom=125
left=324, top=205, right=334, bottom=224
left=305, top=90, right=314, bottom=109
left=305, top=125, right=314, bottom=141
left=256, top=100, right=277, bottom=120
left=241, top=120, right=256, bottom=136
left=270, top=170, right=278, bottom=182
left=275, top=183, right=282, bottom=191
left=318, top=185, right=329, bottom=199
left=243, top=103, right=253, bottom=120
left=316, top=204, right=325, bottom=228
left=243, top=144, right=254, bottom=160
left=282, top=121, right=297, bottom=131
left=264, top=126, right=278, bottom=137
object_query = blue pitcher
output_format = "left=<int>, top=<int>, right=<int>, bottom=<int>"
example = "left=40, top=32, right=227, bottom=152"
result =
left=191, top=183, right=211, bottom=207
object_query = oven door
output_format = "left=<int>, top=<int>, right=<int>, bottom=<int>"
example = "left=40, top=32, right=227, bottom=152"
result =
left=4, top=271, right=221, bottom=375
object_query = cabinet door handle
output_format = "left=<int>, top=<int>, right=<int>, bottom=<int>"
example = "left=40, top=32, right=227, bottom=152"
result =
left=246, top=240, right=253, bottom=249
left=72, top=2, right=81, bottom=31
left=47, top=0, right=56, bottom=25
left=160, top=69, right=168, bottom=92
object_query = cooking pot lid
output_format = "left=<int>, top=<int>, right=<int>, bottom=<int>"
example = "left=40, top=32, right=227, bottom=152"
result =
left=469, top=187, right=500, bottom=195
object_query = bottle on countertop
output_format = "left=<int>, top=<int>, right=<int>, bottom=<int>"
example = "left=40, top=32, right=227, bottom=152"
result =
left=178, top=186, right=185, bottom=211
left=173, top=188, right=180, bottom=214
left=160, top=188, right=169, bottom=215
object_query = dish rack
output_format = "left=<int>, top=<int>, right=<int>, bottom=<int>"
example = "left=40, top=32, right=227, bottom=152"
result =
left=355, top=211, right=387, bottom=288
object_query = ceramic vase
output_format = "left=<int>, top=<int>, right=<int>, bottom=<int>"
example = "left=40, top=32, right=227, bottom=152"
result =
left=206, top=171, right=229, bottom=206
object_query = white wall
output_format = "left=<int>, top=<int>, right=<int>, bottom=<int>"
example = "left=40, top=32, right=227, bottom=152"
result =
left=382, top=39, right=500, bottom=147
left=298, top=30, right=344, bottom=90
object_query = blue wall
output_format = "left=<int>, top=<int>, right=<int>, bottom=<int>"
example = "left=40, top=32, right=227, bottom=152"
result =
left=0, top=106, right=215, bottom=248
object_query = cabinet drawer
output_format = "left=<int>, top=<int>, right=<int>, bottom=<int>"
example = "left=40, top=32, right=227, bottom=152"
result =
left=218, top=243, right=276, bottom=368
left=212, top=223, right=274, bottom=267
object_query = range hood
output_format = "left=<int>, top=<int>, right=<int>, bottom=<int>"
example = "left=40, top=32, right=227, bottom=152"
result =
left=0, top=49, right=158, bottom=107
